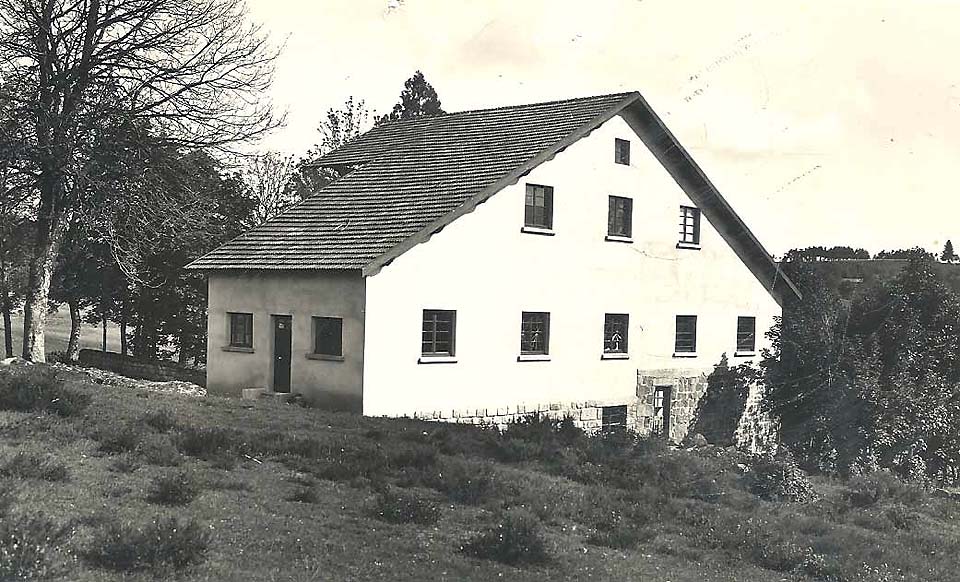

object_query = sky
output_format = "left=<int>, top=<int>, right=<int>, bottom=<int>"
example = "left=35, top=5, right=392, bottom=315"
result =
left=244, top=0, right=960, bottom=257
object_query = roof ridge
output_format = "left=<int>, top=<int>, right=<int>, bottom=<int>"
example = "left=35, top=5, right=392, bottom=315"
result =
left=376, top=91, right=639, bottom=127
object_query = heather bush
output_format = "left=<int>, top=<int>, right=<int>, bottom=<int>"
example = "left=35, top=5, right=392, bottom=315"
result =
left=85, top=516, right=210, bottom=573
left=434, top=459, right=497, bottom=505
left=97, top=421, right=143, bottom=454
left=1, top=452, right=69, bottom=482
left=141, top=408, right=179, bottom=433
left=461, top=509, right=549, bottom=566
left=0, top=512, right=71, bottom=580
left=370, top=488, right=440, bottom=525
left=846, top=471, right=924, bottom=508
left=138, top=434, right=183, bottom=466
left=146, top=470, right=201, bottom=506
left=108, top=454, right=140, bottom=474
left=177, top=425, right=238, bottom=460
left=0, top=368, right=89, bottom=417
left=747, top=456, right=816, bottom=503
left=286, top=486, right=319, bottom=504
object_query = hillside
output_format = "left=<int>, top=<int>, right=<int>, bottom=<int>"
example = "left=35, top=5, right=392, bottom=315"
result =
left=0, top=364, right=958, bottom=581
left=1, top=311, right=122, bottom=357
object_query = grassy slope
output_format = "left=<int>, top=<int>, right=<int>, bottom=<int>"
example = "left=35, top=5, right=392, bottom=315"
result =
left=1, top=311, right=122, bottom=356
left=2, top=367, right=959, bottom=581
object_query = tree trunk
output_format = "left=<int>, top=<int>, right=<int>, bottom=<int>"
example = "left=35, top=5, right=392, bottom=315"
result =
left=120, top=300, right=128, bottom=356
left=101, top=312, right=107, bottom=352
left=22, top=215, right=65, bottom=362
left=66, top=298, right=81, bottom=362
left=0, top=255, right=13, bottom=359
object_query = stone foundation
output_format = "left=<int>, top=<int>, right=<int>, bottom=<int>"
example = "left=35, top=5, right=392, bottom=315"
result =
left=411, top=367, right=779, bottom=451
left=413, top=368, right=711, bottom=441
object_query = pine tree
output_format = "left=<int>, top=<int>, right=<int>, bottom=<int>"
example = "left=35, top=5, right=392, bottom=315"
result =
left=375, top=71, right=445, bottom=126
left=940, top=240, right=957, bottom=262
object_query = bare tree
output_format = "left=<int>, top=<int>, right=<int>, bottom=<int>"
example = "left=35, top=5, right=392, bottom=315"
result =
left=241, top=152, right=298, bottom=227
left=288, top=97, right=371, bottom=198
left=0, top=0, right=282, bottom=361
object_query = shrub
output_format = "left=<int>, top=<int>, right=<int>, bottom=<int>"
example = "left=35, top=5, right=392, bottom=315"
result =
left=846, top=471, right=924, bottom=508
left=146, top=470, right=201, bottom=506
left=314, top=445, right=387, bottom=483
left=0, top=513, right=71, bottom=580
left=461, top=509, right=549, bottom=566
left=747, top=456, right=816, bottom=503
left=286, top=486, right=319, bottom=504
left=585, top=489, right=658, bottom=549
left=0, top=486, right=15, bottom=517
left=97, top=422, right=143, bottom=454
left=1, top=452, right=69, bottom=482
left=0, top=368, right=89, bottom=417
left=107, top=454, right=140, bottom=474
left=85, top=516, right=210, bottom=573
left=177, top=426, right=237, bottom=460
left=142, top=408, right=179, bottom=433
left=435, top=460, right=496, bottom=505
left=885, top=504, right=920, bottom=531
left=370, top=488, right=441, bottom=525
left=138, top=435, right=182, bottom=467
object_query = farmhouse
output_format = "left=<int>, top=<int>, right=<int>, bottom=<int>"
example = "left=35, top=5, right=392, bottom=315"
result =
left=187, top=92, right=800, bottom=440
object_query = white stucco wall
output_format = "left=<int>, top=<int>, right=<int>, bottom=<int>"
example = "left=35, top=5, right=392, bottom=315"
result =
left=206, top=271, right=365, bottom=411
left=361, top=113, right=781, bottom=418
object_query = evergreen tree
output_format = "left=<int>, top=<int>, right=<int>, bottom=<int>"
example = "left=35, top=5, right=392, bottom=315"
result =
left=941, top=240, right=957, bottom=263
left=374, top=71, right=445, bottom=126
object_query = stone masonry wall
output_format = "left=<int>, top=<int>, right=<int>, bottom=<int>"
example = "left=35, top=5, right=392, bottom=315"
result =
left=78, top=349, right=206, bottom=387
left=413, top=368, right=779, bottom=451
left=414, top=368, right=711, bottom=442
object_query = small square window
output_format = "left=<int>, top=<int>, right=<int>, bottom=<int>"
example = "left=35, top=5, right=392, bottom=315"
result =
left=524, top=184, right=554, bottom=230
left=675, top=315, right=697, bottom=353
left=602, top=405, right=627, bottom=432
left=313, top=316, right=343, bottom=357
left=614, top=138, right=631, bottom=165
left=737, top=316, right=756, bottom=353
left=679, top=206, right=701, bottom=245
left=228, top=312, right=253, bottom=348
left=422, top=310, right=456, bottom=356
left=607, top=196, right=633, bottom=238
left=603, top=313, right=629, bottom=353
left=520, top=312, right=550, bottom=355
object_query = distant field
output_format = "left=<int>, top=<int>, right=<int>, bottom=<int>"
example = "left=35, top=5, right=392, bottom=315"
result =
left=1, top=310, right=121, bottom=357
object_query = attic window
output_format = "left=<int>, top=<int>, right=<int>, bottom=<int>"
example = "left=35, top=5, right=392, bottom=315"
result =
left=615, top=138, right=631, bottom=165
left=679, top=206, right=701, bottom=246
left=524, top=184, right=554, bottom=230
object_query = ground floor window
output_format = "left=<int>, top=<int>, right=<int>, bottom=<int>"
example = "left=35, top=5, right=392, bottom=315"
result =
left=313, top=316, right=343, bottom=356
left=422, top=309, right=456, bottom=356
left=520, top=311, right=550, bottom=355
left=228, top=312, right=253, bottom=348
left=603, top=313, right=629, bottom=353
left=602, top=405, right=628, bottom=432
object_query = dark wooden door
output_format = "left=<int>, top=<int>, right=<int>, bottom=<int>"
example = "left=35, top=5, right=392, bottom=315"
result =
left=273, top=315, right=292, bottom=393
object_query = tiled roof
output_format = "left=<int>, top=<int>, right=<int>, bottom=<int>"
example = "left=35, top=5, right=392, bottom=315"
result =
left=187, top=92, right=638, bottom=271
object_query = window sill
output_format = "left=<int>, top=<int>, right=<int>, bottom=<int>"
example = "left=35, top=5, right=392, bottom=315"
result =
left=306, top=353, right=344, bottom=362
left=521, top=226, right=555, bottom=236
left=517, top=354, right=551, bottom=362
left=604, top=235, right=633, bottom=244
left=601, top=352, right=629, bottom=360
left=418, top=355, right=458, bottom=364
left=672, top=352, right=698, bottom=358
left=676, top=242, right=701, bottom=251
left=734, top=351, right=757, bottom=358
left=222, top=346, right=254, bottom=353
